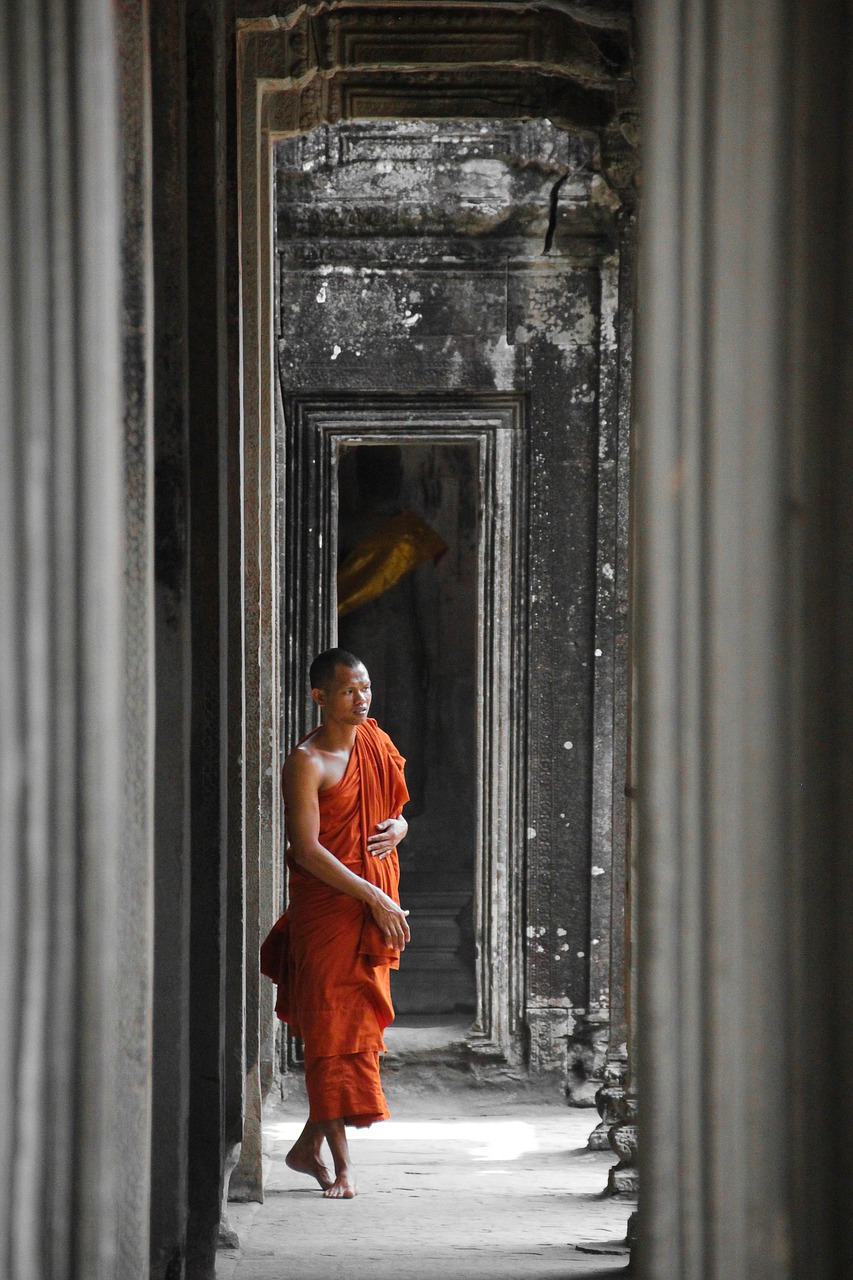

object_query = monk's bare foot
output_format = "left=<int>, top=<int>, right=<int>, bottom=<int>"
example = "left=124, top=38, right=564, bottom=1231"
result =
left=285, top=1146, right=333, bottom=1190
left=322, top=1170, right=357, bottom=1199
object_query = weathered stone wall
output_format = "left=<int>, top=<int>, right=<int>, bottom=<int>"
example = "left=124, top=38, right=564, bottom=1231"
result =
left=275, top=116, right=634, bottom=1071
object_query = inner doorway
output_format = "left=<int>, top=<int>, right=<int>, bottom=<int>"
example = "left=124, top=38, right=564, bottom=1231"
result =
left=336, top=441, right=478, bottom=1015
left=280, top=398, right=527, bottom=1059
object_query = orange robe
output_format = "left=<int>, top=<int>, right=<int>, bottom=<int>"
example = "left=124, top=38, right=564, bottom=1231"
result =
left=261, top=718, right=409, bottom=1127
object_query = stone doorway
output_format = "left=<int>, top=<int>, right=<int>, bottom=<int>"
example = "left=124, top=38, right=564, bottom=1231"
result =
left=280, top=395, right=527, bottom=1059
left=235, top=20, right=636, bottom=1224
left=274, top=115, right=630, bottom=1075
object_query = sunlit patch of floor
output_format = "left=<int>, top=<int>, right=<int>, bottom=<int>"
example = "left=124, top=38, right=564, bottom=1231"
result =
left=218, top=1074, right=634, bottom=1280
left=266, top=1117, right=540, bottom=1161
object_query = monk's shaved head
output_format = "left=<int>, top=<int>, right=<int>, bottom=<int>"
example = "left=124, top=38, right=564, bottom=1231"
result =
left=310, top=647, right=365, bottom=692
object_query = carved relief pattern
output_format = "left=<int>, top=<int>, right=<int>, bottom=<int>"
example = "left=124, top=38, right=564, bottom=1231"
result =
left=309, top=7, right=629, bottom=87
left=607, top=1092, right=639, bottom=1198
left=588, top=1057, right=627, bottom=1151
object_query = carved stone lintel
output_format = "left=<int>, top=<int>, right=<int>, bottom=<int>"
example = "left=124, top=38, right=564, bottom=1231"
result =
left=607, top=1090, right=638, bottom=1198
left=587, top=1053, right=626, bottom=1150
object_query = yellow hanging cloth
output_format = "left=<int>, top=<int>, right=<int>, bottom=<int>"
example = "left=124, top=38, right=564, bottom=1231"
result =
left=337, top=509, right=448, bottom=617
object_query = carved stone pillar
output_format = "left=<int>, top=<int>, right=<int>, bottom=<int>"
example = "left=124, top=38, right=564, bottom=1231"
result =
left=565, top=1009, right=611, bottom=1109
left=588, top=1054, right=627, bottom=1151
left=607, top=1090, right=639, bottom=1199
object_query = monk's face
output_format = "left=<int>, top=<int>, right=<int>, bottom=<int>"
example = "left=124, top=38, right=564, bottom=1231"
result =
left=314, top=662, right=372, bottom=725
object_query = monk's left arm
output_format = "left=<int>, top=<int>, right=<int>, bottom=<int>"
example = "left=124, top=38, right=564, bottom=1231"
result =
left=367, top=814, right=408, bottom=860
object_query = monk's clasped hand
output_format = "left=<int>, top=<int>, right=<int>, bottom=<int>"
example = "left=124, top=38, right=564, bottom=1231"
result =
left=368, top=816, right=406, bottom=859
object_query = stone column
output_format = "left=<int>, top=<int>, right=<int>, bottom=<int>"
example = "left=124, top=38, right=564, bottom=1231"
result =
left=146, top=4, right=244, bottom=1271
left=569, top=250, right=623, bottom=1106
left=637, top=0, right=853, bottom=1276
left=582, top=214, right=636, bottom=1142
left=229, top=11, right=284, bottom=1207
left=0, top=1, right=134, bottom=1275
left=116, top=2, right=156, bottom=1276
left=147, top=2, right=193, bottom=1274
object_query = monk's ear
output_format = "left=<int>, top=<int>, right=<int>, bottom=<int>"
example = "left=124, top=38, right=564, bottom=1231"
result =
left=311, top=686, right=325, bottom=710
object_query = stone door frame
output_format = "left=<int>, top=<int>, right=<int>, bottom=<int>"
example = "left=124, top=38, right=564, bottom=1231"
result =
left=236, top=17, right=633, bottom=1174
left=281, top=394, right=528, bottom=1061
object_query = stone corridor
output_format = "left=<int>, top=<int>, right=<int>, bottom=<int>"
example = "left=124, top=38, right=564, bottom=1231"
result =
left=218, top=1031, right=633, bottom=1280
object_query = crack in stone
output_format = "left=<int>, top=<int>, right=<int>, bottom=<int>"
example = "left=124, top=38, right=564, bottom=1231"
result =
left=542, top=156, right=592, bottom=255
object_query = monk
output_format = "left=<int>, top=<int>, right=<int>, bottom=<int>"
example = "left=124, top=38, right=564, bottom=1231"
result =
left=266, top=647, right=410, bottom=1199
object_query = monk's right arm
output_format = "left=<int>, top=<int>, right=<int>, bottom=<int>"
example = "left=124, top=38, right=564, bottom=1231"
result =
left=283, top=753, right=410, bottom=949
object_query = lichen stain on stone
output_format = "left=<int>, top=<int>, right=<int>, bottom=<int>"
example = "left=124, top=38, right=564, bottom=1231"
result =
left=483, top=333, right=517, bottom=390
left=550, top=298, right=598, bottom=360
left=589, top=173, right=622, bottom=214
left=572, top=381, right=596, bottom=406
left=516, top=276, right=599, bottom=365
left=447, top=347, right=465, bottom=388
left=317, top=263, right=354, bottom=277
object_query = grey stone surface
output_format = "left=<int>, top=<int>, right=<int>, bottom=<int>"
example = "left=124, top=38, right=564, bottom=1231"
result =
left=216, top=1079, right=634, bottom=1280
left=565, top=1009, right=610, bottom=1108
left=637, top=0, right=853, bottom=1274
left=185, top=3, right=236, bottom=1273
left=116, top=1, right=156, bottom=1276
left=0, top=1, right=126, bottom=1276
left=148, top=2, right=193, bottom=1275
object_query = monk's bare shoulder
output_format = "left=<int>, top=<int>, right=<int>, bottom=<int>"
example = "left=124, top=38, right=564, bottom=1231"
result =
left=282, top=741, right=324, bottom=799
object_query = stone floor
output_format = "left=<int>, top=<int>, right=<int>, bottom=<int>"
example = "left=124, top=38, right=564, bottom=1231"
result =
left=217, top=1021, right=634, bottom=1280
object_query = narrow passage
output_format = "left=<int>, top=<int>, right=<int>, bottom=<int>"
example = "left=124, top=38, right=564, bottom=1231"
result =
left=218, top=1030, right=633, bottom=1280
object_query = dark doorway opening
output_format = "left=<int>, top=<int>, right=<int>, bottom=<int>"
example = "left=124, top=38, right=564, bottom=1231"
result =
left=336, top=441, right=478, bottom=1015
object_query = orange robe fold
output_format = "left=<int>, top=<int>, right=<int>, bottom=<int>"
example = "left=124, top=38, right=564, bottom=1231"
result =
left=260, top=718, right=409, bottom=1127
